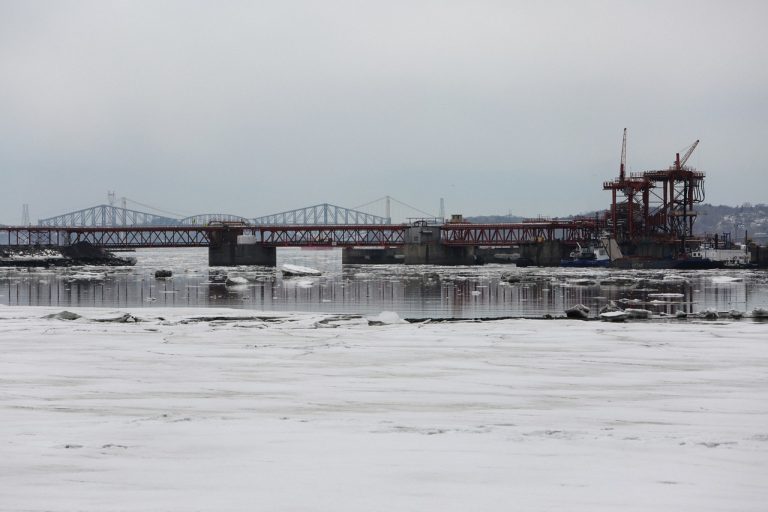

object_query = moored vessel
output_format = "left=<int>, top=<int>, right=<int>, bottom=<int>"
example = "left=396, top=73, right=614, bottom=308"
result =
left=561, top=242, right=611, bottom=267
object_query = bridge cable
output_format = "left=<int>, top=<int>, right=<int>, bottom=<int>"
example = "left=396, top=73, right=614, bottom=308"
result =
left=352, top=196, right=388, bottom=211
left=388, top=197, right=437, bottom=219
left=353, top=196, right=437, bottom=219
left=122, top=197, right=188, bottom=219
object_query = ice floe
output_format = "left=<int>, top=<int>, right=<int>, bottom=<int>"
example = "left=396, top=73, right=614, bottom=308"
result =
left=0, top=306, right=766, bottom=510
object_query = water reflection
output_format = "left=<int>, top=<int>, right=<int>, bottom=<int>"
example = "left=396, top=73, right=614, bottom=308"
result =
left=1, top=248, right=766, bottom=318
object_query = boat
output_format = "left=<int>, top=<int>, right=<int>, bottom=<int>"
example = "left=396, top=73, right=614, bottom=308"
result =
left=689, top=245, right=754, bottom=269
left=281, top=264, right=322, bottom=277
left=612, top=241, right=754, bottom=270
left=561, top=242, right=611, bottom=267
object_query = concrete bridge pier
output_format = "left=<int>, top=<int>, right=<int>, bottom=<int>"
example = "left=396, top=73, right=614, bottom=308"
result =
left=517, top=240, right=564, bottom=267
left=469, top=242, right=566, bottom=266
left=341, top=247, right=404, bottom=264
left=750, top=244, right=768, bottom=267
left=208, top=229, right=276, bottom=266
left=402, top=225, right=477, bottom=265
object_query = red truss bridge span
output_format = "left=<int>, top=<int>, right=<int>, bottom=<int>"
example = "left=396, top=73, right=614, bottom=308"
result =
left=0, top=225, right=406, bottom=248
left=1, top=220, right=601, bottom=249
left=440, top=220, right=602, bottom=245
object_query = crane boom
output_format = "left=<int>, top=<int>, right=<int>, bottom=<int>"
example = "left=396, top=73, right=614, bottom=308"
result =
left=678, top=139, right=700, bottom=168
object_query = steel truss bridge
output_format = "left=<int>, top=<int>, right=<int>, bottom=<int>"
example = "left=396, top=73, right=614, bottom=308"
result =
left=37, top=203, right=390, bottom=227
left=1, top=220, right=602, bottom=249
left=252, top=203, right=390, bottom=225
left=0, top=225, right=404, bottom=248
left=37, top=204, right=179, bottom=227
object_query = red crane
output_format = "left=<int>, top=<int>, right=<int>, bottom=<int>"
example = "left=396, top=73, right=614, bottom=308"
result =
left=675, top=139, right=700, bottom=170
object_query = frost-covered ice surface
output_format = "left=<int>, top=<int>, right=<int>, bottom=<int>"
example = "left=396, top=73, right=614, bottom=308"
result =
left=1, top=306, right=767, bottom=511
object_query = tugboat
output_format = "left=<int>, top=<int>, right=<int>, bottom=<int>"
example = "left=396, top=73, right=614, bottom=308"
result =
left=688, top=244, right=754, bottom=269
left=561, top=242, right=611, bottom=267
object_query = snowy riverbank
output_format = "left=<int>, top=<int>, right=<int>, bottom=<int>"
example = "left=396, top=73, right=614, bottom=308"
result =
left=1, top=306, right=767, bottom=511
left=0, top=242, right=135, bottom=267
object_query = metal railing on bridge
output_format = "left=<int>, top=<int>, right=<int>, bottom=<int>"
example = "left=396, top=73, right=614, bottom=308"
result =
left=179, top=213, right=250, bottom=225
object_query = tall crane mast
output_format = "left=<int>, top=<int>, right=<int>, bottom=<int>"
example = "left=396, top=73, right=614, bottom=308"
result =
left=619, top=128, right=627, bottom=182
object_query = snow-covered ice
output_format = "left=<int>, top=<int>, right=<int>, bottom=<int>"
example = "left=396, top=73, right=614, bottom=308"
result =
left=224, top=275, right=248, bottom=286
left=0, top=306, right=767, bottom=511
left=281, top=263, right=322, bottom=276
left=711, top=275, right=744, bottom=284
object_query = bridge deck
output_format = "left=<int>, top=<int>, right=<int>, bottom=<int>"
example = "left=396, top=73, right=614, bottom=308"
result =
left=1, top=221, right=602, bottom=249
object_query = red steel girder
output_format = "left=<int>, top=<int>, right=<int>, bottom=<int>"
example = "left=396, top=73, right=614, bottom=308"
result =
left=441, top=221, right=602, bottom=246
left=246, top=225, right=407, bottom=246
left=1, top=225, right=407, bottom=248
left=1, top=226, right=213, bottom=248
left=3, top=222, right=599, bottom=249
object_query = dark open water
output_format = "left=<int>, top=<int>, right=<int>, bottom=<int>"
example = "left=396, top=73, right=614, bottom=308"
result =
left=1, top=248, right=767, bottom=319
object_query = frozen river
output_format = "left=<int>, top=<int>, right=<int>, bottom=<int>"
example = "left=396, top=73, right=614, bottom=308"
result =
left=1, top=247, right=767, bottom=318
left=2, top=249, right=767, bottom=510
left=0, top=306, right=767, bottom=511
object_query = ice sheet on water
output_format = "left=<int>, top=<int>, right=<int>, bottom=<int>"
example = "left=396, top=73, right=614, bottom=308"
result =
left=711, top=275, right=744, bottom=284
left=63, top=272, right=106, bottom=281
left=1, top=305, right=768, bottom=511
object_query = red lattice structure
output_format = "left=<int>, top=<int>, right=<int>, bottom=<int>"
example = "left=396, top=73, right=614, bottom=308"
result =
left=1, top=220, right=603, bottom=249
left=441, top=220, right=603, bottom=245
left=603, top=130, right=704, bottom=242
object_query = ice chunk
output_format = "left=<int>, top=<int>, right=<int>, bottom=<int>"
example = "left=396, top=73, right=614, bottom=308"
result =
left=600, top=311, right=628, bottom=322
left=367, top=311, right=407, bottom=325
left=623, top=308, right=652, bottom=319
left=711, top=276, right=743, bottom=284
left=281, top=264, right=322, bottom=277
left=565, top=304, right=590, bottom=320
left=44, top=311, right=82, bottom=321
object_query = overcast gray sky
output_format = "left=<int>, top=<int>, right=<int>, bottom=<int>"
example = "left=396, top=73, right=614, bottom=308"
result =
left=1, top=0, right=766, bottom=223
